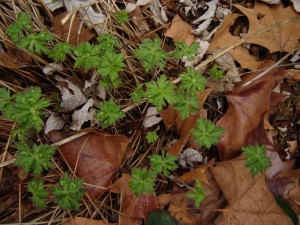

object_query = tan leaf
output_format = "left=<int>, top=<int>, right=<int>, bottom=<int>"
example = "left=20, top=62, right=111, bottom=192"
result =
left=210, top=155, right=293, bottom=225
left=48, top=129, right=133, bottom=199
left=164, top=14, right=195, bottom=45
left=51, top=12, right=94, bottom=45
left=216, top=61, right=286, bottom=160
left=63, top=217, right=117, bottom=225
left=143, top=107, right=162, bottom=128
left=45, top=114, right=65, bottom=134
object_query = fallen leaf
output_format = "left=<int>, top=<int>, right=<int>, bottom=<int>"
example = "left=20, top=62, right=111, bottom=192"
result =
left=126, top=5, right=150, bottom=34
left=143, top=107, right=162, bottom=128
left=179, top=148, right=203, bottom=168
left=42, top=63, right=63, bottom=75
left=165, top=14, right=195, bottom=45
left=110, top=173, right=158, bottom=225
left=63, top=217, right=117, bottom=225
left=291, top=0, right=300, bottom=12
left=286, top=69, right=300, bottom=81
left=149, top=0, right=168, bottom=25
left=210, top=155, right=293, bottom=225
left=0, top=52, right=23, bottom=69
left=56, top=76, right=87, bottom=112
left=51, top=12, right=94, bottom=45
left=216, top=61, right=286, bottom=160
left=79, top=5, right=106, bottom=34
left=45, top=114, right=65, bottom=134
left=70, top=98, right=97, bottom=131
left=234, top=3, right=300, bottom=53
left=41, top=0, right=64, bottom=11
left=48, top=129, right=133, bottom=199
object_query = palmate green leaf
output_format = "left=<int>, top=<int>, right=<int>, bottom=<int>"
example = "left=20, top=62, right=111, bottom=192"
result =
left=97, top=50, right=125, bottom=77
left=145, top=131, right=159, bottom=144
left=179, top=67, right=207, bottom=95
left=116, top=10, right=129, bottom=24
left=192, top=118, right=224, bottom=148
left=17, top=31, right=54, bottom=54
left=28, top=179, right=49, bottom=208
left=210, top=64, right=224, bottom=80
left=149, top=152, right=178, bottom=176
left=72, top=42, right=101, bottom=71
left=6, top=12, right=32, bottom=43
left=48, top=42, right=71, bottom=62
left=0, top=88, right=14, bottom=119
left=173, top=88, right=199, bottom=120
left=97, top=33, right=119, bottom=51
left=134, top=38, right=169, bottom=72
left=241, top=145, right=271, bottom=176
left=13, top=87, right=50, bottom=132
left=187, top=179, right=205, bottom=207
left=95, top=99, right=125, bottom=128
left=172, top=41, right=198, bottom=61
left=130, top=83, right=145, bottom=104
left=99, top=73, right=122, bottom=90
left=146, top=75, right=176, bottom=110
left=129, top=167, right=156, bottom=196
left=52, top=174, right=85, bottom=210
left=15, top=143, right=56, bottom=176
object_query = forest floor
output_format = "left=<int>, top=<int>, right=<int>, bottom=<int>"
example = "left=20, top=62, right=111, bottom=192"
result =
left=0, top=0, right=299, bottom=225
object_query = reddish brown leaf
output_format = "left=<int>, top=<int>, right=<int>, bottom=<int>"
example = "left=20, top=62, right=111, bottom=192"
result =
left=48, top=129, right=132, bottom=199
left=216, top=60, right=287, bottom=160
left=52, top=12, right=94, bottom=45
left=210, top=155, right=293, bottom=225
left=63, top=217, right=117, bottom=225
left=110, top=173, right=158, bottom=225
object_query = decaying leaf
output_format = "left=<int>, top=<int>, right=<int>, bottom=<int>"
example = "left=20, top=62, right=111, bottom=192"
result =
left=56, top=76, right=87, bottom=112
left=63, top=217, right=117, bottom=225
left=51, top=12, right=94, bottom=45
left=42, top=63, right=63, bottom=75
left=126, top=5, right=150, bottom=33
left=179, top=148, right=203, bottom=168
left=216, top=61, right=286, bottom=160
left=48, top=129, right=132, bottom=199
left=211, top=155, right=293, bottom=225
left=110, top=173, right=158, bottom=225
left=70, top=98, right=97, bottom=131
left=165, top=14, right=195, bottom=45
left=143, top=107, right=162, bottom=128
left=45, top=114, right=65, bottom=134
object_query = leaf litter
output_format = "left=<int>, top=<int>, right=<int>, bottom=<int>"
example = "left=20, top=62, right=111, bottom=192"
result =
left=0, top=0, right=299, bottom=225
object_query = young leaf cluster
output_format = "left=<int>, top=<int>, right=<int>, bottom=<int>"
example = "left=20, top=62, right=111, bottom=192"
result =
left=116, top=10, right=129, bottom=24
left=145, top=131, right=159, bottom=144
left=129, top=152, right=178, bottom=196
left=95, top=99, right=125, bottom=128
left=0, top=87, right=50, bottom=141
left=192, top=118, right=224, bottom=148
left=241, top=145, right=272, bottom=176
left=15, top=143, right=56, bottom=175
left=210, top=65, right=224, bottom=80
left=179, top=67, right=207, bottom=95
left=186, top=179, right=205, bottom=207
left=53, top=173, right=85, bottom=210
left=172, top=41, right=198, bottom=61
left=28, top=174, right=85, bottom=210
left=48, top=42, right=71, bottom=62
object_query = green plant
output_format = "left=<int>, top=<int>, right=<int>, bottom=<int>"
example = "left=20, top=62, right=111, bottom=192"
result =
left=134, top=38, right=169, bottom=72
left=173, top=88, right=199, bottom=120
left=17, top=31, right=54, bottom=54
left=131, top=83, right=145, bottom=104
left=145, top=131, right=159, bottom=144
left=210, top=64, right=224, bottom=80
left=97, top=33, right=119, bottom=50
left=72, top=42, right=101, bottom=71
left=179, top=67, right=207, bottom=95
left=145, top=75, right=176, bottom=110
left=52, top=174, right=85, bottom=210
left=28, top=179, right=48, bottom=208
left=95, top=99, right=125, bottom=128
left=48, top=42, right=71, bottom=62
left=116, top=10, right=129, bottom=24
left=192, top=118, right=224, bottom=148
left=186, top=179, right=205, bottom=207
left=172, top=41, right=198, bottom=61
left=0, top=87, right=50, bottom=140
left=15, top=143, right=56, bottom=175
left=98, top=50, right=125, bottom=77
left=149, top=152, right=178, bottom=176
left=6, top=12, right=32, bottom=43
left=241, top=145, right=271, bottom=176
left=129, top=167, right=156, bottom=196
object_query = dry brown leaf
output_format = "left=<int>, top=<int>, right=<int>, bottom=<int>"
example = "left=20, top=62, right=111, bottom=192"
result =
left=48, top=129, right=132, bottom=199
left=286, top=69, right=300, bottom=81
left=110, top=173, right=158, bottom=225
left=51, top=12, right=94, bottom=45
left=216, top=61, right=286, bottom=160
left=211, top=155, right=293, bottom=225
left=234, top=3, right=300, bottom=53
left=0, top=52, right=23, bottom=69
left=127, top=6, right=150, bottom=34
left=164, top=14, right=195, bottom=45
left=63, top=217, right=117, bottom=225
